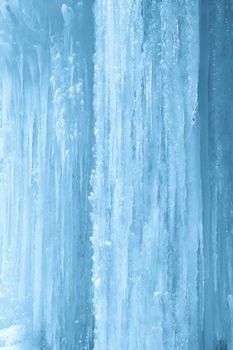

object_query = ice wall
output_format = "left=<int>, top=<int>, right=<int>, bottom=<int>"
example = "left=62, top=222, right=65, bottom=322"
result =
left=0, top=0, right=232, bottom=349
left=0, top=1, right=94, bottom=349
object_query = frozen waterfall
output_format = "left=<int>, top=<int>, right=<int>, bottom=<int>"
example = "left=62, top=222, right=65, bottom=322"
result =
left=0, top=0, right=232, bottom=349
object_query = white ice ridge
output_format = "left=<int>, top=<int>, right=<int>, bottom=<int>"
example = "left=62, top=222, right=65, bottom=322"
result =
left=61, top=3, right=74, bottom=26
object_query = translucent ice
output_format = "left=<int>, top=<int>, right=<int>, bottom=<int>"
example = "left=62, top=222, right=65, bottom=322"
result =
left=0, top=1, right=232, bottom=350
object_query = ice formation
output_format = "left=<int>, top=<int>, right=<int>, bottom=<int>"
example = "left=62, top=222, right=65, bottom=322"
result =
left=0, top=1, right=232, bottom=349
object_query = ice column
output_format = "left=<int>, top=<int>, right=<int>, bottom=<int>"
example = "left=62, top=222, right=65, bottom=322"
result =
left=92, top=1, right=201, bottom=349
left=0, top=1, right=94, bottom=349
left=199, top=1, right=233, bottom=348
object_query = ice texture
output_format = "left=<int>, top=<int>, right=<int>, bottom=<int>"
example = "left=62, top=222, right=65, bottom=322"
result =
left=91, top=0, right=200, bottom=349
left=0, top=0, right=232, bottom=350
left=0, top=1, right=94, bottom=349
left=91, top=0, right=233, bottom=349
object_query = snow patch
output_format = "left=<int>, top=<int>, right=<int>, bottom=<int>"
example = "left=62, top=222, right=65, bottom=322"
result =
left=0, top=325, right=38, bottom=350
